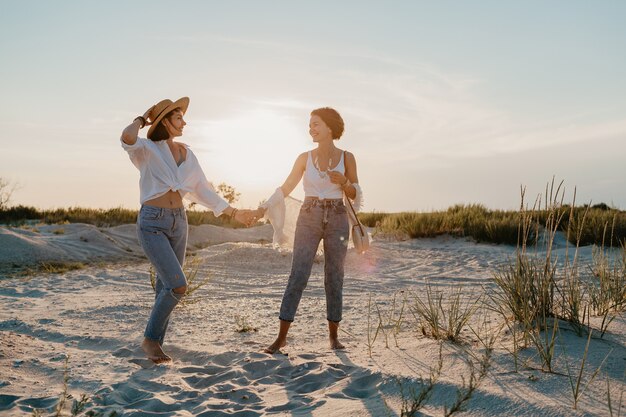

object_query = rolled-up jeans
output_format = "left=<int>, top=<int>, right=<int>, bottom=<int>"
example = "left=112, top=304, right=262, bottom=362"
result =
left=137, top=205, right=188, bottom=345
left=279, top=198, right=349, bottom=323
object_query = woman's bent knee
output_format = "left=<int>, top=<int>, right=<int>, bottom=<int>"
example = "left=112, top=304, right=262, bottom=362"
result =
left=173, top=285, right=187, bottom=295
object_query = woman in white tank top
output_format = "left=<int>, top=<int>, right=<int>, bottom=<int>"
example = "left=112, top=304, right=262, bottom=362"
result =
left=255, top=107, right=361, bottom=353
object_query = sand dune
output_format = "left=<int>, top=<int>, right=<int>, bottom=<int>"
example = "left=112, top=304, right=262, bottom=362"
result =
left=0, top=223, right=274, bottom=271
left=0, top=226, right=624, bottom=416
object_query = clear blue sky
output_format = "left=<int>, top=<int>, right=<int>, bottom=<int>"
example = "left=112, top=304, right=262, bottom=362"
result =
left=1, top=1, right=625, bottom=211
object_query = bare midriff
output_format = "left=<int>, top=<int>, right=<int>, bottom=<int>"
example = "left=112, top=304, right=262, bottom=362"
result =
left=144, top=190, right=184, bottom=208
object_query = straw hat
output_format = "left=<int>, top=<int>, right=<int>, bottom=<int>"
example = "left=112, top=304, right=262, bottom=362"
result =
left=147, top=97, right=190, bottom=139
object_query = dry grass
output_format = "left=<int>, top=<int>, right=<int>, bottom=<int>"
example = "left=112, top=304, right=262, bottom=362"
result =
left=235, top=315, right=258, bottom=333
left=409, top=285, right=481, bottom=343
left=359, top=203, right=626, bottom=247
left=149, top=255, right=209, bottom=307
left=0, top=205, right=239, bottom=228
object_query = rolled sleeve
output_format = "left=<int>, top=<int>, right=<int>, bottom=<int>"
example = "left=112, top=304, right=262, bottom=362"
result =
left=120, top=137, right=147, bottom=167
left=188, top=179, right=230, bottom=217
left=120, top=136, right=145, bottom=151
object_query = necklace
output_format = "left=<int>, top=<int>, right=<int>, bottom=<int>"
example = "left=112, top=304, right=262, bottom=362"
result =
left=313, top=155, right=332, bottom=179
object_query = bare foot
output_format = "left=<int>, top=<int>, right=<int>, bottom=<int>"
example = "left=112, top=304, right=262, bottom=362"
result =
left=327, top=320, right=345, bottom=350
left=141, top=338, right=172, bottom=363
left=330, top=337, right=345, bottom=350
left=264, top=338, right=287, bottom=354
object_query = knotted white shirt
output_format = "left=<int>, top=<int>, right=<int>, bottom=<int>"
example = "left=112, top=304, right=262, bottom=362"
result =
left=121, top=137, right=229, bottom=216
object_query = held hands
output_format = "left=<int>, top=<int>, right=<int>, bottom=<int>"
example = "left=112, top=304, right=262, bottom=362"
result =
left=232, top=209, right=260, bottom=227
left=250, top=207, right=266, bottom=222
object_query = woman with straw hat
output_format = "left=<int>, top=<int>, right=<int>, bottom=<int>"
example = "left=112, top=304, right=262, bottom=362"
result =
left=121, top=97, right=254, bottom=363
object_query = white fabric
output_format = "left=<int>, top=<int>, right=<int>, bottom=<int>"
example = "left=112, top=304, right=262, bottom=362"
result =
left=347, top=183, right=364, bottom=213
left=260, top=187, right=287, bottom=245
left=121, top=137, right=229, bottom=216
left=262, top=183, right=364, bottom=250
left=302, top=151, right=345, bottom=199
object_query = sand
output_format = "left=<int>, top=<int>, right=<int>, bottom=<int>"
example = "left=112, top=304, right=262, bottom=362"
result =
left=0, top=223, right=624, bottom=416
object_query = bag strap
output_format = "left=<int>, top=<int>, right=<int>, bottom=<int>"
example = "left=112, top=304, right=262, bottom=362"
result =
left=343, top=151, right=365, bottom=236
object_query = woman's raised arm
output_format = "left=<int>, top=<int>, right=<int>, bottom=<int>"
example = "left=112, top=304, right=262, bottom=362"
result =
left=121, top=106, right=154, bottom=145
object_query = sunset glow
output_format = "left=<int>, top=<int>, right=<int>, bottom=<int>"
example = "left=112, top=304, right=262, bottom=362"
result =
left=1, top=2, right=625, bottom=211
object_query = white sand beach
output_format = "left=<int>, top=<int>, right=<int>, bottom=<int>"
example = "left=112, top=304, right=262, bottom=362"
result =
left=0, top=223, right=624, bottom=416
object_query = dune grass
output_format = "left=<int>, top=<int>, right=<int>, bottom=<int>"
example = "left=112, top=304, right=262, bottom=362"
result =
left=359, top=203, right=626, bottom=246
left=1, top=199, right=624, bottom=246
left=0, top=205, right=236, bottom=227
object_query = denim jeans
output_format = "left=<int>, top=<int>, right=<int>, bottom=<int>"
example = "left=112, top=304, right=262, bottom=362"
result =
left=279, top=198, right=349, bottom=322
left=137, top=205, right=188, bottom=344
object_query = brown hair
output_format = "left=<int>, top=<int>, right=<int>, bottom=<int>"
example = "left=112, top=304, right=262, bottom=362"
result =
left=311, top=107, right=344, bottom=140
left=148, top=108, right=180, bottom=141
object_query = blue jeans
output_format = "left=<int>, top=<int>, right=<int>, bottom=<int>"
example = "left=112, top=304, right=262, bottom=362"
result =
left=137, top=205, right=188, bottom=345
left=279, top=198, right=349, bottom=322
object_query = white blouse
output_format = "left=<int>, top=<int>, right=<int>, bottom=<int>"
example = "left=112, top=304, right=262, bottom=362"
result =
left=121, top=137, right=229, bottom=216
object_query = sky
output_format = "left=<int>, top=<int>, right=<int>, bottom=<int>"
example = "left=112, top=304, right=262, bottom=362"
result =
left=1, top=1, right=625, bottom=212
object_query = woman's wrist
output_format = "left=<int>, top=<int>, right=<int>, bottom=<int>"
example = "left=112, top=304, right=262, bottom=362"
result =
left=133, top=116, right=146, bottom=129
left=341, top=178, right=351, bottom=189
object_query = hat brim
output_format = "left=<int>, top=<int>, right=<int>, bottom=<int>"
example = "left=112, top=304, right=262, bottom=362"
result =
left=147, top=97, right=190, bottom=139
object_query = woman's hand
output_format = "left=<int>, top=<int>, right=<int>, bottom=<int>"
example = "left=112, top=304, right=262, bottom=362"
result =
left=233, top=209, right=258, bottom=227
left=143, top=105, right=155, bottom=126
left=328, top=171, right=348, bottom=187
left=250, top=207, right=266, bottom=222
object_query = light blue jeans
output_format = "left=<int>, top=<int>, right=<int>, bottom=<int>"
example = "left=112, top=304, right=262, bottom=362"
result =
left=137, top=205, right=188, bottom=345
left=279, top=198, right=349, bottom=323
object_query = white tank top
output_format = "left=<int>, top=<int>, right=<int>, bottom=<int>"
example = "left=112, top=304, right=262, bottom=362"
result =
left=303, top=150, right=345, bottom=199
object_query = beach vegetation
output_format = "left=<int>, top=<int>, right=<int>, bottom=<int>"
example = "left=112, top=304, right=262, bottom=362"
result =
left=31, top=356, right=117, bottom=417
left=366, top=294, right=380, bottom=357
left=389, top=343, right=443, bottom=416
left=0, top=206, right=237, bottom=228
left=1, top=198, right=624, bottom=246
left=444, top=342, right=492, bottom=416
left=0, top=177, right=17, bottom=210
left=491, top=179, right=624, bottom=378
left=38, top=262, right=85, bottom=274
left=588, top=244, right=626, bottom=337
left=216, top=182, right=241, bottom=204
left=149, top=254, right=209, bottom=307
left=491, top=181, right=572, bottom=371
left=11, top=261, right=86, bottom=277
left=365, top=292, right=407, bottom=356
left=235, top=314, right=258, bottom=333
left=409, top=285, right=480, bottom=343
left=358, top=202, right=626, bottom=247
left=375, top=292, right=406, bottom=348
left=561, top=328, right=612, bottom=410
left=605, top=372, right=625, bottom=417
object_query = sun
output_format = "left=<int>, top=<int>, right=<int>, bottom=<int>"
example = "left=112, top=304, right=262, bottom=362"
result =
left=193, top=108, right=310, bottom=206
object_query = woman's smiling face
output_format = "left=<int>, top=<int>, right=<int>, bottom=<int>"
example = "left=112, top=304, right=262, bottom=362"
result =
left=309, top=115, right=333, bottom=143
left=164, top=109, right=186, bottom=137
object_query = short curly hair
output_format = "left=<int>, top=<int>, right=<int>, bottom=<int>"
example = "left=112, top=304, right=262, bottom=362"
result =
left=311, top=107, right=344, bottom=140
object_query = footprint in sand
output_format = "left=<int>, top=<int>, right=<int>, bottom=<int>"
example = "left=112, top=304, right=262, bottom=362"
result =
left=112, top=347, right=134, bottom=358
left=297, top=353, right=317, bottom=360
left=339, top=372, right=383, bottom=399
